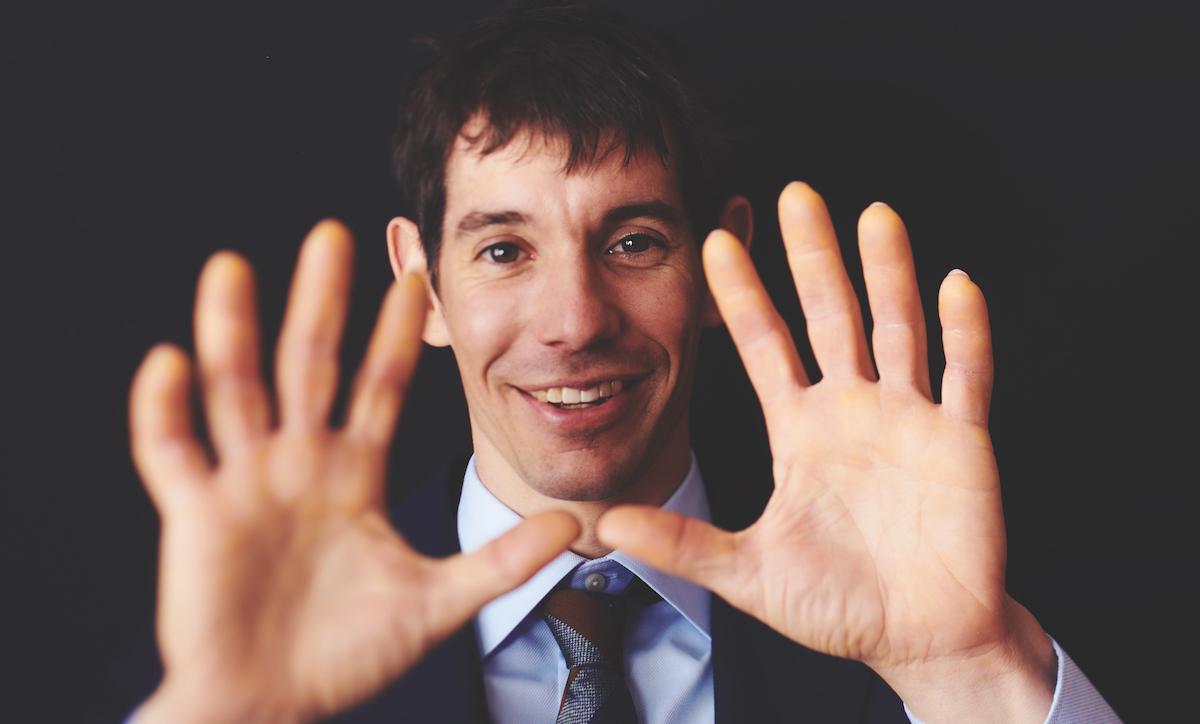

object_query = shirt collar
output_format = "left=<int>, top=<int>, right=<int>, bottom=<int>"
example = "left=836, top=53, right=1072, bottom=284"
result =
left=457, top=453, right=712, bottom=657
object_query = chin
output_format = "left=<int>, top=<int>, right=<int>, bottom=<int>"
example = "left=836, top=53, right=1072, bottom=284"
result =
left=519, top=448, right=642, bottom=502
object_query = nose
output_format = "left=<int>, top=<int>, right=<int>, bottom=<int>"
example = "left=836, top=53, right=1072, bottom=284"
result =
left=530, top=257, right=622, bottom=350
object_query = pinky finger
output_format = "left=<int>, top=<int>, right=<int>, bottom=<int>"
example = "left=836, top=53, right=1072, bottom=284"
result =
left=938, top=270, right=994, bottom=427
left=129, top=344, right=212, bottom=508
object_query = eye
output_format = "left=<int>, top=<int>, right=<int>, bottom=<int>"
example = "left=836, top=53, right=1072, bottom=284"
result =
left=607, top=233, right=660, bottom=255
left=480, top=241, right=522, bottom=264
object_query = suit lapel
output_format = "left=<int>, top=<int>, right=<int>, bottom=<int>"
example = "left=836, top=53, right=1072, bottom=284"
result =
left=334, top=457, right=492, bottom=724
left=700, top=454, right=905, bottom=723
left=712, top=597, right=907, bottom=723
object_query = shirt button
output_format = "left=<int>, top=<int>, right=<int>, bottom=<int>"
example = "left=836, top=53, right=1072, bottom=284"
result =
left=584, top=573, right=608, bottom=592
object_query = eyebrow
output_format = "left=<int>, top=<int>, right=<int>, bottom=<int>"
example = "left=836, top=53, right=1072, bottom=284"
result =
left=453, top=199, right=682, bottom=237
left=455, top=210, right=529, bottom=235
left=602, top=200, right=682, bottom=229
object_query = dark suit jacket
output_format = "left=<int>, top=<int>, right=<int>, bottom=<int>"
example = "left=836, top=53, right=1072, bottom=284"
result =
left=113, top=455, right=906, bottom=723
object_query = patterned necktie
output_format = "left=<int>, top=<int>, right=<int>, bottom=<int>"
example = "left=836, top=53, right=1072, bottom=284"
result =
left=540, top=585, right=640, bottom=724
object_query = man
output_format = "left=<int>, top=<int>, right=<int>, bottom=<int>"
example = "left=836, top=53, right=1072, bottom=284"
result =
left=124, top=3, right=1117, bottom=722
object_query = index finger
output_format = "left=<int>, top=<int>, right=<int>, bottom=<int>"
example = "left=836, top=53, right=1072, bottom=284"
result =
left=342, top=272, right=429, bottom=447
left=703, top=229, right=810, bottom=414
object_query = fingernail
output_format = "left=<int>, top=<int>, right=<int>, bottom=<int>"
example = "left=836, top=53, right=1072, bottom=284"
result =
left=869, top=201, right=889, bottom=209
left=947, top=268, right=970, bottom=279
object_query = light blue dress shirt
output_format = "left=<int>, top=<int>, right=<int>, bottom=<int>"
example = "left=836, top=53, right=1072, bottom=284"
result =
left=456, top=452, right=1120, bottom=724
left=457, top=453, right=714, bottom=724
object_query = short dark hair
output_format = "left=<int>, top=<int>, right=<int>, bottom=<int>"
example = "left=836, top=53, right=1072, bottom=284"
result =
left=391, top=1, right=727, bottom=288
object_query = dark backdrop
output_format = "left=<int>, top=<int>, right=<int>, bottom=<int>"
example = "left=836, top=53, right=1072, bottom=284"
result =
left=7, top=1, right=1198, bottom=720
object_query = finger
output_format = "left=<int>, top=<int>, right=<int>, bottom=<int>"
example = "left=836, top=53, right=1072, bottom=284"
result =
left=778, top=182, right=874, bottom=381
left=596, top=505, right=740, bottom=598
left=276, top=220, right=354, bottom=431
left=194, top=252, right=272, bottom=458
left=343, top=273, right=428, bottom=447
left=858, top=202, right=932, bottom=397
left=430, top=511, right=580, bottom=625
left=703, top=229, right=810, bottom=417
left=938, top=270, right=993, bottom=426
left=129, top=344, right=212, bottom=508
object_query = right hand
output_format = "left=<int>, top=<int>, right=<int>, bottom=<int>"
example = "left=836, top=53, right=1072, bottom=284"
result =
left=129, top=221, right=578, bottom=723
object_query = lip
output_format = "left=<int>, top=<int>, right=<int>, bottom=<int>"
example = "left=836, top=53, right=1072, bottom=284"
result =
left=515, top=376, right=645, bottom=436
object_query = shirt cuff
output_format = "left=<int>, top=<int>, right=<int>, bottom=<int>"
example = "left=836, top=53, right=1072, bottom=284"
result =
left=903, top=637, right=1121, bottom=724
left=1044, top=637, right=1122, bottom=723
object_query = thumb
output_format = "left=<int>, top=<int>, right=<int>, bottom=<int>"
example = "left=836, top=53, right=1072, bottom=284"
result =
left=433, top=510, right=580, bottom=624
left=597, top=505, right=740, bottom=597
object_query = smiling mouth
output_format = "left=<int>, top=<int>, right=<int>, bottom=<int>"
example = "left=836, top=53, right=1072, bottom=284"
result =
left=529, top=379, right=626, bottom=409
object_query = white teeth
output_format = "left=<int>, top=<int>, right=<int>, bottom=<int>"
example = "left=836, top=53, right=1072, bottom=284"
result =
left=533, top=380, right=627, bottom=405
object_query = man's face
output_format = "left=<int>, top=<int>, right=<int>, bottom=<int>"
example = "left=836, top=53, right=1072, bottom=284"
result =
left=431, top=128, right=707, bottom=504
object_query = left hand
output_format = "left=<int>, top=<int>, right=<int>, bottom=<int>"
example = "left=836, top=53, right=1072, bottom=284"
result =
left=598, top=182, right=1055, bottom=722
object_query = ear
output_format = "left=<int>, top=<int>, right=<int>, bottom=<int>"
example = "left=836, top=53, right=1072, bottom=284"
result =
left=386, top=216, right=451, bottom=347
left=701, top=195, right=754, bottom=327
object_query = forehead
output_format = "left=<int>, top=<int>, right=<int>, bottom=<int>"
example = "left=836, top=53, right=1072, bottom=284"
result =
left=442, top=123, right=685, bottom=224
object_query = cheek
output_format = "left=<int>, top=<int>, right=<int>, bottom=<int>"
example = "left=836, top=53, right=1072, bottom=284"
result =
left=445, top=287, right=521, bottom=382
left=625, top=277, right=704, bottom=359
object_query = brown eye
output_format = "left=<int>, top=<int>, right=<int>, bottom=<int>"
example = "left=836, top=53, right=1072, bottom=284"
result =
left=483, top=242, right=521, bottom=263
left=609, top=233, right=657, bottom=255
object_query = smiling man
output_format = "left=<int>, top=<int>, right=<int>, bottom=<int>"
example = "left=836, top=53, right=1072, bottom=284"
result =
left=124, top=3, right=1118, bottom=723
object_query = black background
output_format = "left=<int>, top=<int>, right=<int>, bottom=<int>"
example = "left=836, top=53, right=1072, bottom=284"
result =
left=7, top=1, right=1199, bottom=720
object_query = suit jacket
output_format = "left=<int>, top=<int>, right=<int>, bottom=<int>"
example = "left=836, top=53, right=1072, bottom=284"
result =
left=329, top=455, right=907, bottom=724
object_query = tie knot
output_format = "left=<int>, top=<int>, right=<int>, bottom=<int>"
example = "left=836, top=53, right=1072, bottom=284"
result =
left=540, top=587, right=627, bottom=670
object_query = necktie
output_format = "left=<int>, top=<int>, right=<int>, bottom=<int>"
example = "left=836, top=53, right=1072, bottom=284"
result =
left=540, top=585, right=640, bottom=724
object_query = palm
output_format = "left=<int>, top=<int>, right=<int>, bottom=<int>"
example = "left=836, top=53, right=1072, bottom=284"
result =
left=156, top=445, right=434, bottom=717
left=599, top=183, right=1008, bottom=674
left=746, top=379, right=1005, bottom=668
left=131, top=222, right=575, bottom=721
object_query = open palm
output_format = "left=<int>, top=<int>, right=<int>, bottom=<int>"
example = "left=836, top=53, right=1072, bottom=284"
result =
left=742, top=373, right=1005, bottom=671
left=130, top=222, right=576, bottom=722
left=599, top=182, right=1019, bottom=680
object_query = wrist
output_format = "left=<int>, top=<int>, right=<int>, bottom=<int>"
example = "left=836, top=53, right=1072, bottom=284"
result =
left=878, top=597, right=1056, bottom=724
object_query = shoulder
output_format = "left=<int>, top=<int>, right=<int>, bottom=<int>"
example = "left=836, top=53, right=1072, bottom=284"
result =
left=387, top=454, right=471, bottom=557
